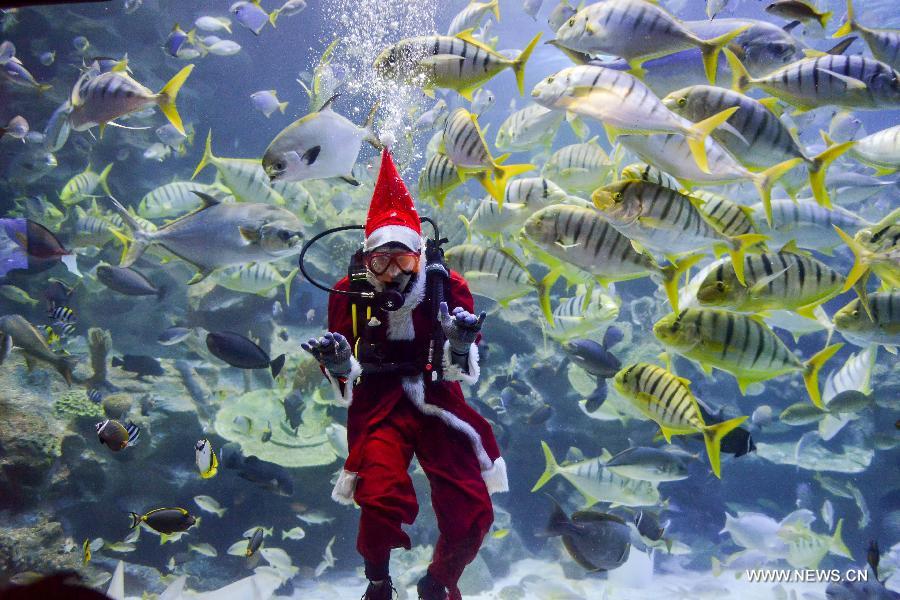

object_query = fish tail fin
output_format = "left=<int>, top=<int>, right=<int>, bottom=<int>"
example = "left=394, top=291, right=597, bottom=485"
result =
left=492, top=160, right=534, bottom=207
left=38, top=83, right=52, bottom=93
left=711, top=556, right=723, bottom=577
left=270, top=354, right=286, bottom=378
left=129, top=512, right=142, bottom=528
left=698, top=24, right=750, bottom=85
left=702, top=415, right=747, bottom=478
left=278, top=101, right=288, bottom=114
left=488, top=0, right=500, bottom=21
left=192, top=130, right=216, bottom=180
left=726, top=233, right=769, bottom=286
left=660, top=254, right=703, bottom=313
left=751, top=157, right=805, bottom=227
left=156, top=64, right=194, bottom=136
left=724, top=47, right=752, bottom=93
left=833, top=225, right=870, bottom=291
left=686, top=106, right=739, bottom=173
left=819, top=10, right=833, bottom=29
left=803, top=343, right=844, bottom=409
left=512, top=33, right=542, bottom=96
left=830, top=519, right=853, bottom=559
left=269, top=7, right=280, bottom=27
left=283, top=267, right=298, bottom=306
left=97, top=162, right=114, bottom=197
left=538, top=269, right=561, bottom=326
left=531, top=440, right=560, bottom=492
left=106, top=195, right=151, bottom=267
left=808, top=139, right=855, bottom=208
left=363, top=101, right=383, bottom=150
left=834, top=0, right=855, bottom=37
left=475, top=171, right=503, bottom=204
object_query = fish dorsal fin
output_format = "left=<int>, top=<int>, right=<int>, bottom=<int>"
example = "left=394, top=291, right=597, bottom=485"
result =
left=599, top=448, right=613, bottom=462
left=320, top=94, right=339, bottom=112
left=192, top=191, right=220, bottom=208
left=455, top=28, right=497, bottom=54
left=779, top=239, right=808, bottom=256
left=571, top=511, right=627, bottom=525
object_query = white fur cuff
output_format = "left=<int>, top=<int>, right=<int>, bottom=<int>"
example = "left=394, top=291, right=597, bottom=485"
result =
left=323, top=356, right=363, bottom=408
left=331, top=469, right=359, bottom=505
left=482, top=457, right=509, bottom=495
left=441, top=340, right=480, bottom=385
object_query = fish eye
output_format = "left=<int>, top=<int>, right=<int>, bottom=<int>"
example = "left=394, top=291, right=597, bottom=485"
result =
left=278, top=230, right=291, bottom=241
left=614, top=192, right=623, bottom=201
left=568, top=17, right=575, bottom=26
left=274, top=160, right=286, bottom=171
left=852, top=310, right=859, bottom=317
left=670, top=321, right=680, bottom=332
left=677, top=97, right=686, bottom=107
left=716, top=281, right=725, bottom=291
left=546, top=76, right=555, bottom=84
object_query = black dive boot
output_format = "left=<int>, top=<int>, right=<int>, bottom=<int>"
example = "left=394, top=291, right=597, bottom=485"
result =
left=361, top=578, right=396, bottom=600
left=416, top=571, right=448, bottom=600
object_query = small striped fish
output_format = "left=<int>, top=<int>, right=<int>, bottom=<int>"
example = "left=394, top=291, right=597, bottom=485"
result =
left=613, top=362, right=747, bottom=478
left=833, top=291, right=900, bottom=350
left=541, top=137, right=614, bottom=193
left=418, top=152, right=461, bottom=208
left=460, top=196, right=529, bottom=239
left=447, top=0, right=499, bottom=36
left=755, top=198, right=869, bottom=254
left=495, top=104, right=564, bottom=152
left=620, top=162, right=681, bottom=191
left=192, top=131, right=285, bottom=205
left=617, top=131, right=803, bottom=226
left=532, top=441, right=660, bottom=507
left=663, top=85, right=853, bottom=207
left=696, top=244, right=845, bottom=317
left=835, top=207, right=900, bottom=292
left=532, top=66, right=740, bottom=174
left=520, top=204, right=695, bottom=312
left=846, top=124, right=900, bottom=175
left=833, top=0, right=900, bottom=71
left=728, top=50, right=900, bottom=111
left=60, top=163, right=113, bottom=206
left=71, top=206, right=120, bottom=248
left=505, top=176, right=574, bottom=209
left=444, top=244, right=538, bottom=307
left=212, top=263, right=298, bottom=306
left=548, top=286, right=620, bottom=341
left=374, top=30, right=541, bottom=100
left=87, top=388, right=103, bottom=404
left=690, top=190, right=759, bottom=239
left=819, top=346, right=876, bottom=441
left=68, top=65, right=193, bottom=135
left=591, top=179, right=765, bottom=283
left=443, top=108, right=533, bottom=204
left=653, top=307, right=843, bottom=407
left=552, top=0, right=747, bottom=83
left=780, top=520, right=852, bottom=569
left=139, top=181, right=211, bottom=219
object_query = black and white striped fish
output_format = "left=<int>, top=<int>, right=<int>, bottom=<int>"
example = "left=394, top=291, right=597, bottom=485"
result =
left=418, top=152, right=461, bottom=208
left=833, top=0, right=900, bottom=72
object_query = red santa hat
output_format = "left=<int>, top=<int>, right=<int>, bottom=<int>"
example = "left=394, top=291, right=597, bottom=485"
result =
left=364, top=148, right=422, bottom=252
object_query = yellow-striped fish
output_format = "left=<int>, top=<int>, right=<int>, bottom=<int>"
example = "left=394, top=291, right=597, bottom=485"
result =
left=613, top=362, right=747, bottom=478
left=653, top=307, right=843, bottom=407
left=834, top=208, right=900, bottom=293
left=442, top=107, right=533, bottom=204
left=532, top=441, right=660, bottom=507
left=445, top=244, right=548, bottom=314
left=418, top=152, right=461, bottom=208
left=212, top=263, right=298, bottom=305
left=138, top=181, right=211, bottom=219
left=696, top=242, right=845, bottom=318
left=193, top=131, right=285, bottom=205
left=833, top=0, right=900, bottom=71
left=59, top=163, right=113, bottom=206
left=541, top=137, right=614, bottom=193
left=834, top=291, right=900, bottom=351
left=374, top=30, right=541, bottom=100
left=689, top=190, right=760, bottom=240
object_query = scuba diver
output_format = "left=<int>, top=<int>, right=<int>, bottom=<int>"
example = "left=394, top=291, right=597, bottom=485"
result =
left=301, top=148, right=508, bottom=600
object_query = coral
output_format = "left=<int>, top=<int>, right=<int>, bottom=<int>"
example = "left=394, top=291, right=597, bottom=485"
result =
left=213, top=388, right=337, bottom=468
left=101, top=393, right=132, bottom=420
left=86, top=328, right=113, bottom=390
left=0, top=516, right=87, bottom=580
left=54, top=390, right=105, bottom=422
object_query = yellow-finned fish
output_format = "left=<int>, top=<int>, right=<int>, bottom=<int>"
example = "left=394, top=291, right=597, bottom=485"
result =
left=541, top=137, right=614, bottom=193
left=442, top=107, right=533, bottom=204
left=211, top=263, right=298, bottom=306
left=59, top=163, right=113, bottom=206
left=591, top=179, right=766, bottom=285
left=445, top=244, right=547, bottom=315
left=418, top=152, right=462, bottom=208
left=833, top=291, right=900, bottom=352
left=374, top=30, right=541, bottom=101
left=531, top=65, right=740, bottom=174
left=531, top=441, right=660, bottom=507
left=778, top=519, right=853, bottom=569
left=194, top=439, right=218, bottom=479
left=689, top=190, right=760, bottom=240
left=696, top=242, right=845, bottom=318
left=653, top=308, right=843, bottom=407
left=613, top=363, right=747, bottom=478
left=194, top=131, right=285, bottom=204
left=82, top=538, right=91, bottom=565
left=68, top=64, right=194, bottom=135
left=521, top=204, right=700, bottom=315
left=834, top=208, right=900, bottom=294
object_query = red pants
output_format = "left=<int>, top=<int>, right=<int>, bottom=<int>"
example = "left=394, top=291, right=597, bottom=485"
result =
left=353, top=398, right=494, bottom=599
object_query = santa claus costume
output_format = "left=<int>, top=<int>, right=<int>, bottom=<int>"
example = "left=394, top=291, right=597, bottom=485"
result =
left=316, top=149, right=508, bottom=600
